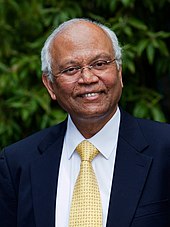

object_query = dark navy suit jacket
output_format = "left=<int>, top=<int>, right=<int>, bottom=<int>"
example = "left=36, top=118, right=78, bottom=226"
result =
left=0, top=110, right=170, bottom=227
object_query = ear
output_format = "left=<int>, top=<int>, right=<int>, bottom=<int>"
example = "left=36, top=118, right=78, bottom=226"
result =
left=42, top=73, right=57, bottom=100
left=118, top=66, right=123, bottom=88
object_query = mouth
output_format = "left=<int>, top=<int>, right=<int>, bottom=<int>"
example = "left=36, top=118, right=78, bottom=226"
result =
left=77, top=90, right=105, bottom=98
left=81, top=92, right=100, bottom=98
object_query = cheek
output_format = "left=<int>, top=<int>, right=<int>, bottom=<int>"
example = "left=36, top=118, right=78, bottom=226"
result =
left=103, top=75, right=121, bottom=89
left=53, top=81, right=75, bottom=104
left=103, top=75, right=123, bottom=101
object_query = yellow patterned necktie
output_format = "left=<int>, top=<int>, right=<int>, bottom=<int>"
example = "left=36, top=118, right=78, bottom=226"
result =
left=69, top=140, right=102, bottom=227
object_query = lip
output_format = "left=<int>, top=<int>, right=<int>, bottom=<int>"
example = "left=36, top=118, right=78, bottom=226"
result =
left=76, top=89, right=105, bottom=97
left=76, top=91, right=105, bottom=102
left=81, top=92, right=101, bottom=98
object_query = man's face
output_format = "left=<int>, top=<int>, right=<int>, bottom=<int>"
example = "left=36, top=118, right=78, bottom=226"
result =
left=43, top=22, right=123, bottom=124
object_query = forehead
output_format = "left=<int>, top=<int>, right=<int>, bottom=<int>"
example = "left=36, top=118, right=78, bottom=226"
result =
left=50, top=22, right=114, bottom=63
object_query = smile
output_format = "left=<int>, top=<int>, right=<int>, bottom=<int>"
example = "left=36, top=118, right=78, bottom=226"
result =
left=83, top=92, right=99, bottom=97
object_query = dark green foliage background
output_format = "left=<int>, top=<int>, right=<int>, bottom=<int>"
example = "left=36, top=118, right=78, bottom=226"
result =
left=0, top=0, right=170, bottom=149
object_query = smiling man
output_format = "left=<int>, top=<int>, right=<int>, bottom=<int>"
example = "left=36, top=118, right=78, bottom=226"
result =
left=42, top=19, right=123, bottom=138
left=0, top=18, right=170, bottom=227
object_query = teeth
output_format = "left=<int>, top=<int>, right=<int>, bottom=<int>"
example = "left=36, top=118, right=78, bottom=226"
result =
left=84, top=93, right=98, bottom=97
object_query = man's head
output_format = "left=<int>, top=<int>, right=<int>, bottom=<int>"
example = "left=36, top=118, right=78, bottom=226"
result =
left=41, top=18, right=122, bottom=81
left=41, top=18, right=123, bottom=134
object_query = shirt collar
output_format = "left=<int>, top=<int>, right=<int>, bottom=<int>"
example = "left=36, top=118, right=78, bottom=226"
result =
left=65, top=107, right=120, bottom=160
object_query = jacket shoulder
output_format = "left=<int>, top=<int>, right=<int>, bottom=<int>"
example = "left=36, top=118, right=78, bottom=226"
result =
left=2, top=120, right=67, bottom=162
left=120, top=109, right=170, bottom=145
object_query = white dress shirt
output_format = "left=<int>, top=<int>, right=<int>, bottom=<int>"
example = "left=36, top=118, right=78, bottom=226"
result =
left=55, top=108, right=120, bottom=227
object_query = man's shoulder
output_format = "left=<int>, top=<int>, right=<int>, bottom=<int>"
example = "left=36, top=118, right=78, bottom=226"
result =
left=135, top=114, right=170, bottom=133
left=2, top=119, right=67, bottom=161
left=121, top=109, right=170, bottom=140
left=122, top=109, right=170, bottom=127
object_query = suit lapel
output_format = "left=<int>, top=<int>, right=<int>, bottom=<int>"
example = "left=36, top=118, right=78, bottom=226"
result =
left=107, top=111, right=153, bottom=227
left=30, top=120, right=67, bottom=227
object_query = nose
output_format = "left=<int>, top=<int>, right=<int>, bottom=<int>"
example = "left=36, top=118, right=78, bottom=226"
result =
left=78, top=67, right=99, bottom=84
left=80, top=65, right=92, bottom=73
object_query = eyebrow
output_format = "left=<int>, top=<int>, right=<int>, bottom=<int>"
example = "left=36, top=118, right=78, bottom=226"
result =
left=59, top=53, right=113, bottom=68
left=89, top=53, right=113, bottom=63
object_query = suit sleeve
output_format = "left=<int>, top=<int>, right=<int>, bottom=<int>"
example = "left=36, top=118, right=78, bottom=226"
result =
left=0, top=150, right=17, bottom=227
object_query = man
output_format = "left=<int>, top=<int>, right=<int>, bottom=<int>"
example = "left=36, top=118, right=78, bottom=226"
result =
left=0, top=18, right=170, bottom=227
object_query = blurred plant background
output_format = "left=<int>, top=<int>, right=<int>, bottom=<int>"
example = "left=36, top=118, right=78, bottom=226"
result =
left=0, top=0, right=170, bottom=149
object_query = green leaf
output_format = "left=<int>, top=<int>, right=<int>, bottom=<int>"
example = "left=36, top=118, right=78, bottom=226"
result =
left=121, top=0, right=133, bottom=7
left=128, top=18, right=147, bottom=30
left=133, top=102, right=148, bottom=118
left=151, top=106, right=166, bottom=122
left=157, top=40, right=169, bottom=56
left=156, top=31, right=170, bottom=39
left=137, top=39, right=149, bottom=56
left=146, top=44, right=155, bottom=64
left=124, top=26, right=132, bottom=37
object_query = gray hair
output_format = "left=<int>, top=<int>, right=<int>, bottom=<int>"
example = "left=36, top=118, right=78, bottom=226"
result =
left=41, top=18, right=122, bottom=81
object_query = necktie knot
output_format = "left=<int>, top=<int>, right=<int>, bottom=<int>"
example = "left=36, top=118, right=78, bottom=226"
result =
left=76, top=140, right=99, bottom=162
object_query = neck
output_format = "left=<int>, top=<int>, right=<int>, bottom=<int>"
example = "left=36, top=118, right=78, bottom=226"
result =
left=71, top=110, right=117, bottom=139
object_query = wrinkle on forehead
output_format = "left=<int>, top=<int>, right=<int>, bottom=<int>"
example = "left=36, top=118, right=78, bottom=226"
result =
left=55, top=21, right=111, bottom=42
left=51, top=21, right=113, bottom=51
left=49, top=21, right=114, bottom=69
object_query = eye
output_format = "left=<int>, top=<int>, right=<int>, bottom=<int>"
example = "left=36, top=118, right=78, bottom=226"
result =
left=92, top=60, right=108, bottom=70
left=62, top=66, right=80, bottom=75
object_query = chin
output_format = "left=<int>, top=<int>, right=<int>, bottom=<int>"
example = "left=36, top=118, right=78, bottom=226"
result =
left=77, top=111, right=111, bottom=120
